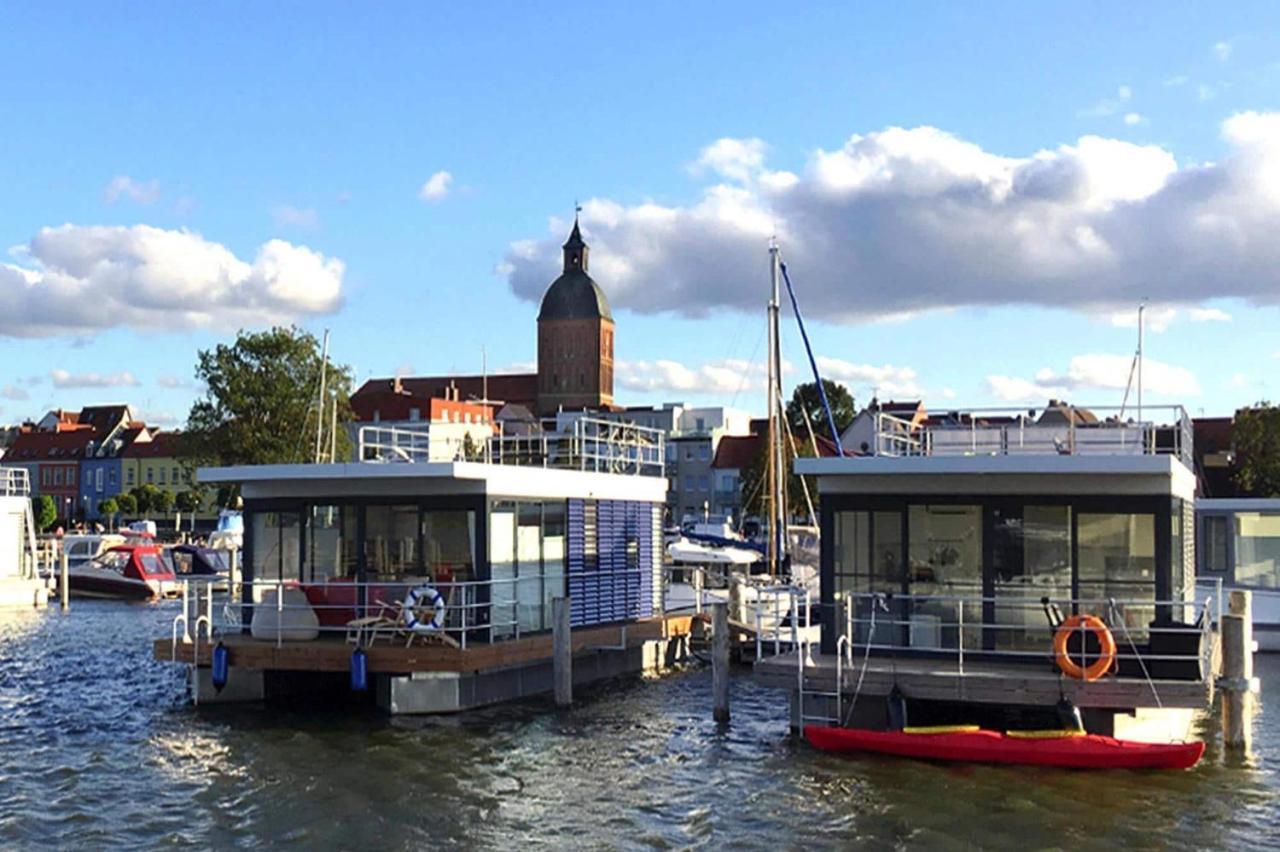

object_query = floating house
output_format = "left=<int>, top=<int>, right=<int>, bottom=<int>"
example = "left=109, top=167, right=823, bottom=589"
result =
left=158, top=418, right=693, bottom=713
left=1196, top=498, right=1280, bottom=651
left=0, top=467, right=48, bottom=607
left=756, top=404, right=1217, bottom=743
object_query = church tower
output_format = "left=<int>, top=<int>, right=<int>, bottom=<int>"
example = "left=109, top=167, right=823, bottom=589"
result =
left=536, top=218, right=615, bottom=415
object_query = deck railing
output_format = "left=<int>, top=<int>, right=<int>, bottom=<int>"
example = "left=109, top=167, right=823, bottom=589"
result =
left=357, top=416, right=666, bottom=476
left=872, top=404, right=1193, bottom=465
left=176, top=566, right=664, bottom=654
left=663, top=562, right=813, bottom=659
left=0, top=467, right=30, bottom=498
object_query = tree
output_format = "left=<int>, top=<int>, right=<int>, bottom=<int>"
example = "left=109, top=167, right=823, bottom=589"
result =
left=32, top=495, right=56, bottom=531
left=175, top=489, right=203, bottom=514
left=739, top=436, right=818, bottom=522
left=1235, top=402, right=1280, bottom=497
left=98, top=497, right=119, bottom=531
left=183, top=327, right=355, bottom=495
left=130, top=484, right=163, bottom=515
left=153, top=488, right=175, bottom=515
left=115, top=493, right=137, bottom=517
left=786, top=379, right=855, bottom=445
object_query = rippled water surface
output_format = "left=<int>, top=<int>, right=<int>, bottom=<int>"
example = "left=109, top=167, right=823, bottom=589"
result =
left=1, top=602, right=1277, bottom=849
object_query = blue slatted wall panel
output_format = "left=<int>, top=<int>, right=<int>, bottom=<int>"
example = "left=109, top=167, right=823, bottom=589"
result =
left=568, top=499, right=587, bottom=627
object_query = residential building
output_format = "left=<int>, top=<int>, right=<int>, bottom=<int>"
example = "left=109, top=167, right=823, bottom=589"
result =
left=80, top=423, right=150, bottom=520
left=666, top=407, right=752, bottom=523
left=840, top=399, right=927, bottom=455
left=5, top=425, right=95, bottom=522
left=122, top=432, right=201, bottom=510
left=710, top=433, right=764, bottom=522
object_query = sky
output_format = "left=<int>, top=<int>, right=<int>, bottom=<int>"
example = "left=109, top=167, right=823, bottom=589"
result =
left=2, top=2, right=1279, bottom=428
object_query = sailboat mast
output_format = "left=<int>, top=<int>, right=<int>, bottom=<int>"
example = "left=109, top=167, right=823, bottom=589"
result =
left=767, top=241, right=782, bottom=578
left=314, top=329, right=330, bottom=464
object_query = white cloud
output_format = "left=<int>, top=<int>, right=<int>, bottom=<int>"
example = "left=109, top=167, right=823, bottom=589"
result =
left=0, top=224, right=344, bottom=338
left=987, top=353, right=1200, bottom=402
left=50, top=369, right=140, bottom=388
left=419, top=171, right=453, bottom=202
left=156, top=374, right=191, bottom=389
left=1, top=384, right=29, bottom=400
left=1230, top=373, right=1249, bottom=388
left=1079, top=85, right=1133, bottom=118
left=1214, top=41, right=1233, bottom=62
left=1188, top=307, right=1231, bottom=323
left=815, top=357, right=923, bottom=398
left=272, top=205, right=318, bottom=228
left=1197, top=84, right=1214, bottom=101
left=103, top=175, right=160, bottom=205
left=495, top=361, right=537, bottom=374
left=1164, top=75, right=1189, bottom=87
left=1123, top=112, right=1146, bottom=126
left=138, top=410, right=181, bottom=426
left=616, top=358, right=766, bottom=396
left=502, top=115, right=1280, bottom=323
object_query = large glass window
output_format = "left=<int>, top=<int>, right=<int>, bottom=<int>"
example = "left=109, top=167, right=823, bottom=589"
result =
left=306, top=505, right=350, bottom=582
left=365, top=504, right=418, bottom=578
left=1201, top=515, right=1229, bottom=573
left=992, top=505, right=1071, bottom=650
left=833, top=510, right=904, bottom=645
left=489, top=499, right=565, bottom=638
left=1078, top=512, right=1155, bottom=637
left=489, top=501, right=517, bottom=639
left=908, top=505, right=982, bottom=650
left=250, top=510, right=302, bottom=593
left=1235, top=512, right=1280, bottom=588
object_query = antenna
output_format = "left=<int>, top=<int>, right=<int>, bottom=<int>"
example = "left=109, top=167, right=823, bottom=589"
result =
left=1137, top=301, right=1145, bottom=425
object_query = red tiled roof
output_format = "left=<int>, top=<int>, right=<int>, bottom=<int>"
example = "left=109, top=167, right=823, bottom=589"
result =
left=353, top=374, right=538, bottom=418
left=123, top=431, right=181, bottom=459
left=712, top=434, right=763, bottom=470
left=7, top=428, right=95, bottom=460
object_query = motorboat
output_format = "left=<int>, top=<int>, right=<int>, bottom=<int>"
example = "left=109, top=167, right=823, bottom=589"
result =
left=66, top=544, right=177, bottom=600
left=61, top=533, right=126, bottom=571
left=207, top=509, right=243, bottom=552
left=804, top=725, right=1204, bottom=770
left=165, top=544, right=231, bottom=592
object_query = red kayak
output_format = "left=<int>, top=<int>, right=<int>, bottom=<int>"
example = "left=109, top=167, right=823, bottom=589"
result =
left=805, top=726, right=1204, bottom=770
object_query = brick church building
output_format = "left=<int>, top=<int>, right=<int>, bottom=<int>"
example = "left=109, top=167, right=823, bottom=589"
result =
left=351, top=218, right=615, bottom=420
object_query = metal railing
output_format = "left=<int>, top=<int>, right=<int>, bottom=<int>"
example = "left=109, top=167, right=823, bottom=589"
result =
left=0, top=467, right=30, bottom=497
left=663, top=562, right=813, bottom=660
left=357, top=416, right=666, bottom=476
left=173, top=566, right=663, bottom=654
left=872, top=405, right=1193, bottom=465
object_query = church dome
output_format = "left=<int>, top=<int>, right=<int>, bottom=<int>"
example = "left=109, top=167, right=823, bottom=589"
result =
left=537, top=218, right=613, bottom=322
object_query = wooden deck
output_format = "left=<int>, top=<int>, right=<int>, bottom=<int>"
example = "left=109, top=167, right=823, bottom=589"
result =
left=157, top=615, right=694, bottom=675
left=754, top=650, right=1216, bottom=710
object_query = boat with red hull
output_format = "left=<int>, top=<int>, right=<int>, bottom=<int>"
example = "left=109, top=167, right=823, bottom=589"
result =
left=805, top=726, right=1204, bottom=770
left=66, top=544, right=177, bottom=601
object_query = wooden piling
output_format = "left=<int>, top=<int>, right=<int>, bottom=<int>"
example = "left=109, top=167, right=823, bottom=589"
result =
left=552, top=596, right=572, bottom=708
left=59, top=549, right=69, bottom=612
left=1221, top=589, right=1255, bottom=751
left=712, top=601, right=730, bottom=723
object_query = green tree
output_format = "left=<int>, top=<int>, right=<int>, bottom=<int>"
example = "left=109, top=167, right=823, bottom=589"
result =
left=1235, top=402, right=1280, bottom=497
left=32, top=495, right=56, bottom=531
left=130, top=484, right=163, bottom=515
left=175, top=489, right=203, bottom=514
left=115, top=492, right=137, bottom=517
left=786, top=379, right=855, bottom=444
left=739, top=437, right=818, bottom=522
left=97, top=497, right=119, bottom=531
left=153, top=488, right=175, bottom=515
left=183, top=327, right=355, bottom=496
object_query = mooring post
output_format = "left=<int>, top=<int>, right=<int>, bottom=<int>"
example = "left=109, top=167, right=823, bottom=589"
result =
left=712, top=601, right=730, bottom=723
left=59, top=548, right=69, bottom=612
left=1221, top=589, right=1256, bottom=751
left=553, top=596, right=572, bottom=708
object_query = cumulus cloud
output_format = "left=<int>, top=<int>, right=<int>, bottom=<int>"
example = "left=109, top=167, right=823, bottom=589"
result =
left=1079, top=85, right=1133, bottom=118
left=272, top=205, right=319, bottom=228
left=103, top=175, right=160, bottom=205
left=0, top=224, right=344, bottom=338
left=1188, top=307, right=1231, bottom=322
left=987, top=353, right=1200, bottom=402
left=156, top=374, right=191, bottom=389
left=502, top=115, right=1280, bottom=324
left=815, top=357, right=923, bottom=398
left=1213, top=41, right=1233, bottom=62
left=1123, top=112, right=1146, bottom=126
left=1, top=384, right=29, bottom=400
left=419, top=171, right=453, bottom=202
left=616, top=358, right=766, bottom=396
left=50, top=369, right=140, bottom=388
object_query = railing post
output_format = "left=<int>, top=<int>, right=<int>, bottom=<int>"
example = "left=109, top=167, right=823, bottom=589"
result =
left=552, top=596, right=572, bottom=708
left=59, top=548, right=69, bottom=612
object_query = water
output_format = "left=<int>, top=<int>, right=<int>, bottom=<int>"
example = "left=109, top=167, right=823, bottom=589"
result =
left=1, top=602, right=1277, bottom=849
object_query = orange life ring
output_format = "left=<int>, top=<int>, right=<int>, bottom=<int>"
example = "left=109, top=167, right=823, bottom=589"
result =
left=1052, top=614, right=1116, bottom=681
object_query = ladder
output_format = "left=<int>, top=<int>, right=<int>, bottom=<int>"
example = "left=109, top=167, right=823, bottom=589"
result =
left=795, top=636, right=843, bottom=733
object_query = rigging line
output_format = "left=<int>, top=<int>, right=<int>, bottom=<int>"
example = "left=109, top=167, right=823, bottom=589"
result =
left=729, top=323, right=766, bottom=410
left=780, top=401, right=817, bottom=528
left=778, top=261, right=844, bottom=455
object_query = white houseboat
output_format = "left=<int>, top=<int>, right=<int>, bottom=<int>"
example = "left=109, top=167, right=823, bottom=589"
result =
left=1197, top=498, right=1280, bottom=651
left=756, top=404, right=1217, bottom=746
left=157, top=419, right=695, bottom=713
left=0, top=467, right=49, bottom=608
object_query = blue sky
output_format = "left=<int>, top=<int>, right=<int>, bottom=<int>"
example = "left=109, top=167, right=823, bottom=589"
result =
left=2, top=2, right=1278, bottom=427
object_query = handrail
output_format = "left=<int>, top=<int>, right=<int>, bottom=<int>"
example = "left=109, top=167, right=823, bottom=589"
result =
left=870, top=404, right=1192, bottom=464
left=0, top=467, right=31, bottom=498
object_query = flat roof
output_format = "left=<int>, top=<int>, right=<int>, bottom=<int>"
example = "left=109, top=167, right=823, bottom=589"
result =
left=198, top=461, right=668, bottom=503
left=1196, top=498, right=1280, bottom=512
left=797, top=454, right=1196, bottom=501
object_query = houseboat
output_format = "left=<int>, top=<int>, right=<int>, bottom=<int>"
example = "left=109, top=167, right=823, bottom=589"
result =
left=755, top=404, right=1217, bottom=749
left=0, top=467, right=49, bottom=608
left=1196, top=498, right=1280, bottom=651
left=156, top=418, right=694, bottom=714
